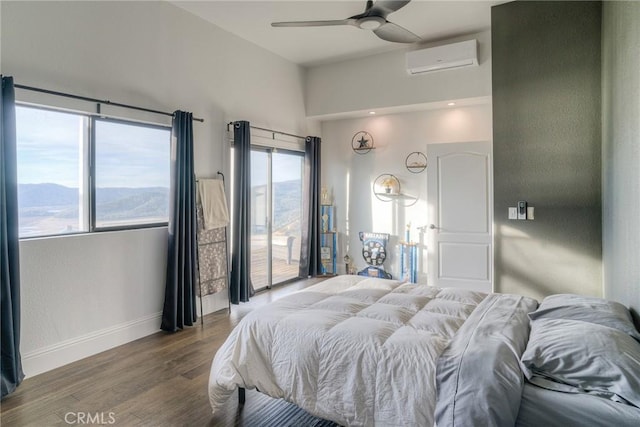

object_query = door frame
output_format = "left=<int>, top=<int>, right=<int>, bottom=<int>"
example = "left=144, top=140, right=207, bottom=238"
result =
left=250, top=146, right=304, bottom=290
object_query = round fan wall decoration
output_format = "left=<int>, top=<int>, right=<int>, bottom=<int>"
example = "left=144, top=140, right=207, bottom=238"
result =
left=352, top=131, right=374, bottom=154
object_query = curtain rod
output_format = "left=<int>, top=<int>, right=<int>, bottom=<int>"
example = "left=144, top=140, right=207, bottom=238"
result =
left=14, top=83, right=204, bottom=123
left=226, top=121, right=306, bottom=140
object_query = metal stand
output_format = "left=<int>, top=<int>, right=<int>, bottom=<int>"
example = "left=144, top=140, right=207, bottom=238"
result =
left=195, top=172, right=232, bottom=326
left=195, top=188, right=205, bottom=326
left=217, top=171, right=232, bottom=314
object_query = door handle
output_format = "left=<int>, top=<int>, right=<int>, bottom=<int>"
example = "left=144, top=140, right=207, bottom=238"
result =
left=429, top=224, right=437, bottom=230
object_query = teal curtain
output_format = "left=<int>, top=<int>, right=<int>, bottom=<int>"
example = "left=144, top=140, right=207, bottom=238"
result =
left=229, top=121, right=254, bottom=304
left=299, top=136, right=322, bottom=277
left=161, top=111, right=198, bottom=331
left=1, top=75, right=25, bottom=398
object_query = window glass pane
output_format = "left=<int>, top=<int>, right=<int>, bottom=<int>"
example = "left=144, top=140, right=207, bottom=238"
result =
left=94, top=120, right=170, bottom=228
left=250, top=150, right=269, bottom=290
left=271, top=151, right=303, bottom=284
left=16, top=106, right=86, bottom=238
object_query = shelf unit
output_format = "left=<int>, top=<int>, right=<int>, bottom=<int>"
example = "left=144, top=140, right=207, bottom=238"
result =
left=351, top=131, right=374, bottom=154
left=373, top=192, right=416, bottom=200
left=405, top=152, right=427, bottom=173
left=320, top=204, right=337, bottom=275
left=372, top=174, right=418, bottom=207
left=353, top=147, right=376, bottom=154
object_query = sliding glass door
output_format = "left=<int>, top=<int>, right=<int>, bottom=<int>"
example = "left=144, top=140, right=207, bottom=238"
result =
left=250, top=148, right=303, bottom=290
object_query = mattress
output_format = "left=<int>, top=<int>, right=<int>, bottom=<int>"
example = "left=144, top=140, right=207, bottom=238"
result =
left=516, top=381, right=640, bottom=427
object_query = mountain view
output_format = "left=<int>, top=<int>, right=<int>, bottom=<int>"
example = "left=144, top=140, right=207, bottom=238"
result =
left=18, top=183, right=169, bottom=237
left=271, top=179, right=302, bottom=233
left=18, top=179, right=302, bottom=238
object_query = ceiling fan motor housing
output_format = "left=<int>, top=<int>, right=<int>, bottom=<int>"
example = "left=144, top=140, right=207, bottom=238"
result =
left=358, top=16, right=385, bottom=30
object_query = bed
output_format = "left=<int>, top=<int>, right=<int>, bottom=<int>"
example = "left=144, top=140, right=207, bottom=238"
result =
left=207, top=275, right=640, bottom=426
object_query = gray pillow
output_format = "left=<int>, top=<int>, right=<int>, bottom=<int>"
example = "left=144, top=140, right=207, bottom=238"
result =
left=521, top=318, right=640, bottom=408
left=528, top=294, right=640, bottom=340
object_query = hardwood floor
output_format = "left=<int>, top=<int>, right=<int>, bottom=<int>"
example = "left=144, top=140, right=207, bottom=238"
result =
left=0, top=277, right=326, bottom=427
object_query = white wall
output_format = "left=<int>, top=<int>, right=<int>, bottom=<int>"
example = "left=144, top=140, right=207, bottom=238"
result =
left=320, top=104, right=492, bottom=279
left=306, top=31, right=491, bottom=118
left=1, top=0, right=308, bottom=376
left=602, top=2, right=640, bottom=316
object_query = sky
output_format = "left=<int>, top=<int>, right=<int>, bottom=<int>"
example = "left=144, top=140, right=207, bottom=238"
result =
left=17, top=105, right=304, bottom=190
left=251, top=150, right=304, bottom=186
left=16, top=106, right=170, bottom=188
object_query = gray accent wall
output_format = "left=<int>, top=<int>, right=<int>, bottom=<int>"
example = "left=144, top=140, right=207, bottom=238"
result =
left=602, top=2, right=640, bottom=316
left=492, top=1, right=602, bottom=300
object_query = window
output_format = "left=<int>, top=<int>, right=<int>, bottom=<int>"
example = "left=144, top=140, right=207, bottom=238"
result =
left=16, top=105, right=170, bottom=238
left=93, top=119, right=170, bottom=229
left=16, top=107, right=88, bottom=237
left=246, top=147, right=304, bottom=290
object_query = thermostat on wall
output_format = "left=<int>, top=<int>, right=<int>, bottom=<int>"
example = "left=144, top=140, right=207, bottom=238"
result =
left=517, top=201, right=527, bottom=220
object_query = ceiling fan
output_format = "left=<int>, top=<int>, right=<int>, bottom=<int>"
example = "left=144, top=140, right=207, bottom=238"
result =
left=271, top=0, right=421, bottom=44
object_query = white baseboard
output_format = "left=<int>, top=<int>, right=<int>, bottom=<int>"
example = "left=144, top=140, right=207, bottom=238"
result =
left=22, top=312, right=163, bottom=378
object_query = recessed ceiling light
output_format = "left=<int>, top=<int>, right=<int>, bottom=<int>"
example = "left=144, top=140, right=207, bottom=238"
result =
left=368, top=111, right=376, bottom=115
left=447, top=102, right=456, bottom=106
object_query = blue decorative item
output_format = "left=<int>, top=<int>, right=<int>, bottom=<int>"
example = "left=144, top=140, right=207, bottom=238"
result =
left=320, top=204, right=337, bottom=275
left=399, top=242, right=418, bottom=283
left=357, top=231, right=392, bottom=279
left=400, top=224, right=418, bottom=283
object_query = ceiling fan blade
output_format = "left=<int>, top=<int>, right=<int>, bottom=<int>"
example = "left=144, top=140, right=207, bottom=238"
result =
left=271, top=19, right=354, bottom=28
left=368, top=0, right=412, bottom=17
left=373, top=21, right=421, bottom=43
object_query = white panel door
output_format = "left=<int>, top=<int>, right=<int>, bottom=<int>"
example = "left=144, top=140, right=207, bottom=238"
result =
left=427, top=141, right=492, bottom=292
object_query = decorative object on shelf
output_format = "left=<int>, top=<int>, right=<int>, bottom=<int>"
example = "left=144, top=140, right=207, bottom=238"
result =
left=351, top=131, right=374, bottom=154
left=320, top=204, right=337, bottom=275
left=373, top=173, right=418, bottom=207
left=321, top=246, right=331, bottom=260
left=321, top=186, right=332, bottom=205
left=321, top=203, right=334, bottom=232
left=405, top=151, right=427, bottom=173
left=374, top=173, right=400, bottom=196
left=357, top=231, right=392, bottom=279
left=322, top=212, right=329, bottom=232
left=344, top=254, right=354, bottom=275
left=381, top=177, right=397, bottom=194
left=320, top=232, right=337, bottom=275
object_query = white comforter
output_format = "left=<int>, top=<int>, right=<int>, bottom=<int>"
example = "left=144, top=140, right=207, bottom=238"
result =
left=208, top=275, right=487, bottom=426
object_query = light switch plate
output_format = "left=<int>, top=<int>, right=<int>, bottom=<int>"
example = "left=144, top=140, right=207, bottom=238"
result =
left=508, top=207, right=517, bottom=220
left=527, top=206, right=535, bottom=220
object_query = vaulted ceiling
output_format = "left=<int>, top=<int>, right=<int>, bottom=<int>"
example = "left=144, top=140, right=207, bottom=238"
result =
left=171, top=1, right=505, bottom=67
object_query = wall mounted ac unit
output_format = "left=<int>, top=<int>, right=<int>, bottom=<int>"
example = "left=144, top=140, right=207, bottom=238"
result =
left=406, top=39, right=478, bottom=75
